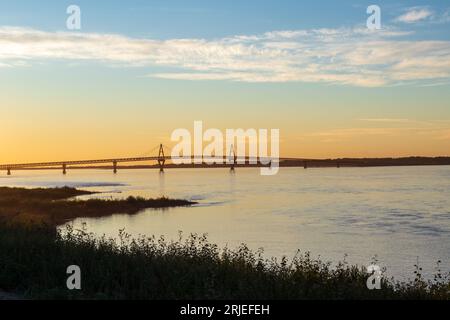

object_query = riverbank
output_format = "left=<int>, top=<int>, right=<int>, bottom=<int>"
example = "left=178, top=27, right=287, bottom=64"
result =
left=0, top=223, right=448, bottom=300
left=0, top=187, right=195, bottom=226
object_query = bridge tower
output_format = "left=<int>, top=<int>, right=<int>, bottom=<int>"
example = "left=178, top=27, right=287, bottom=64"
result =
left=113, top=161, right=118, bottom=174
left=62, top=163, right=67, bottom=175
left=229, top=144, right=237, bottom=172
left=158, top=144, right=166, bottom=173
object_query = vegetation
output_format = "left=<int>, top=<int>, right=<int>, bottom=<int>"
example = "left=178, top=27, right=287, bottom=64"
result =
left=0, top=187, right=195, bottom=226
left=0, top=223, right=448, bottom=300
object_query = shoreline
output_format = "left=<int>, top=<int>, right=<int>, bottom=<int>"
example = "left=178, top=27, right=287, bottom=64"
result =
left=0, top=186, right=196, bottom=226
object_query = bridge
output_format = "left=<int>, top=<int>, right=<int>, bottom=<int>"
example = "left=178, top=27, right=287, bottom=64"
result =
left=0, top=144, right=283, bottom=175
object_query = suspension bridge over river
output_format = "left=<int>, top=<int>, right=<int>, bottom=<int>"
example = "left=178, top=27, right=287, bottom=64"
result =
left=0, top=144, right=287, bottom=175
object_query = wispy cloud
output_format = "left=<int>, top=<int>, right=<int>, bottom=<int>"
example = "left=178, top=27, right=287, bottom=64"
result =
left=395, top=7, right=433, bottom=23
left=307, top=127, right=402, bottom=138
left=1, top=26, right=450, bottom=87
left=357, top=118, right=412, bottom=123
left=432, top=9, right=450, bottom=24
left=306, top=126, right=450, bottom=143
left=307, top=118, right=450, bottom=143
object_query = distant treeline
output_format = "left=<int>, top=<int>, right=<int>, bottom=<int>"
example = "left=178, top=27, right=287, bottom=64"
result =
left=282, top=156, right=450, bottom=168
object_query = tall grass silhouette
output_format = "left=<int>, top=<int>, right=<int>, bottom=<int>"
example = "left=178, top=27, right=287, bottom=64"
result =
left=0, top=223, right=448, bottom=300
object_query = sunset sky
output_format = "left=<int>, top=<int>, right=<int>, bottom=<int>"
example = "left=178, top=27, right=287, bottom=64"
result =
left=1, top=0, right=450, bottom=163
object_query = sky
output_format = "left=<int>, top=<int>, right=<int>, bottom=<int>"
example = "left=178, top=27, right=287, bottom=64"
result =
left=1, top=0, right=450, bottom=163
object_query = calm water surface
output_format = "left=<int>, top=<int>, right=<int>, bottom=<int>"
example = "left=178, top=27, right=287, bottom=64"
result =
left=2, top=166, right=449, bottom=280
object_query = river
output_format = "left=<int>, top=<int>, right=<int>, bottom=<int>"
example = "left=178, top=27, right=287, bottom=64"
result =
left=2, top=166, right=449, bottom=280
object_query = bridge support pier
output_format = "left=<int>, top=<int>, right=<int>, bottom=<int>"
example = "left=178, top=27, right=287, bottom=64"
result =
left=113, top=161, right=118, bottom=174
left=7, top=168, right=11, bottom=176
left=304, top=161, right=308, bottom=169
left=157, top=144, right=166, bottom=173
left=229, top=144, right=237, bottom=173
left=62, top=164, right=67, bottom=175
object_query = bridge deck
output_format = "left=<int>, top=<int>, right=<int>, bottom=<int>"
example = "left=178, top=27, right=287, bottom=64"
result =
left=0, top=156, right=286, bottom=170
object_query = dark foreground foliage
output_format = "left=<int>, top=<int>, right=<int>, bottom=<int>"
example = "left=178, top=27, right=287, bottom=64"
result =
left=0, top=223, right=448, bottom=300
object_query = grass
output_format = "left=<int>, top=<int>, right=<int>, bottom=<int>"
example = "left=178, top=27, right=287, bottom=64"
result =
left=0, top=223, right=448, bottom=300
left=0, top=186, right=195, bottom=226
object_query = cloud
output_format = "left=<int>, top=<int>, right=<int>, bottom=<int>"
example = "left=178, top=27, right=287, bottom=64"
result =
left=357, top=118, right=412, bottom=123
left=395, top=7, right=433, bottom=23
left=306, top=126, right=450, bottom=143
left=1, top=25, right=450, bottom=87
left=307, top=127, right=409, bottom=138
left=430, top=9, right=450, bottom=24
left=307, top=118, right=450, bottom=143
